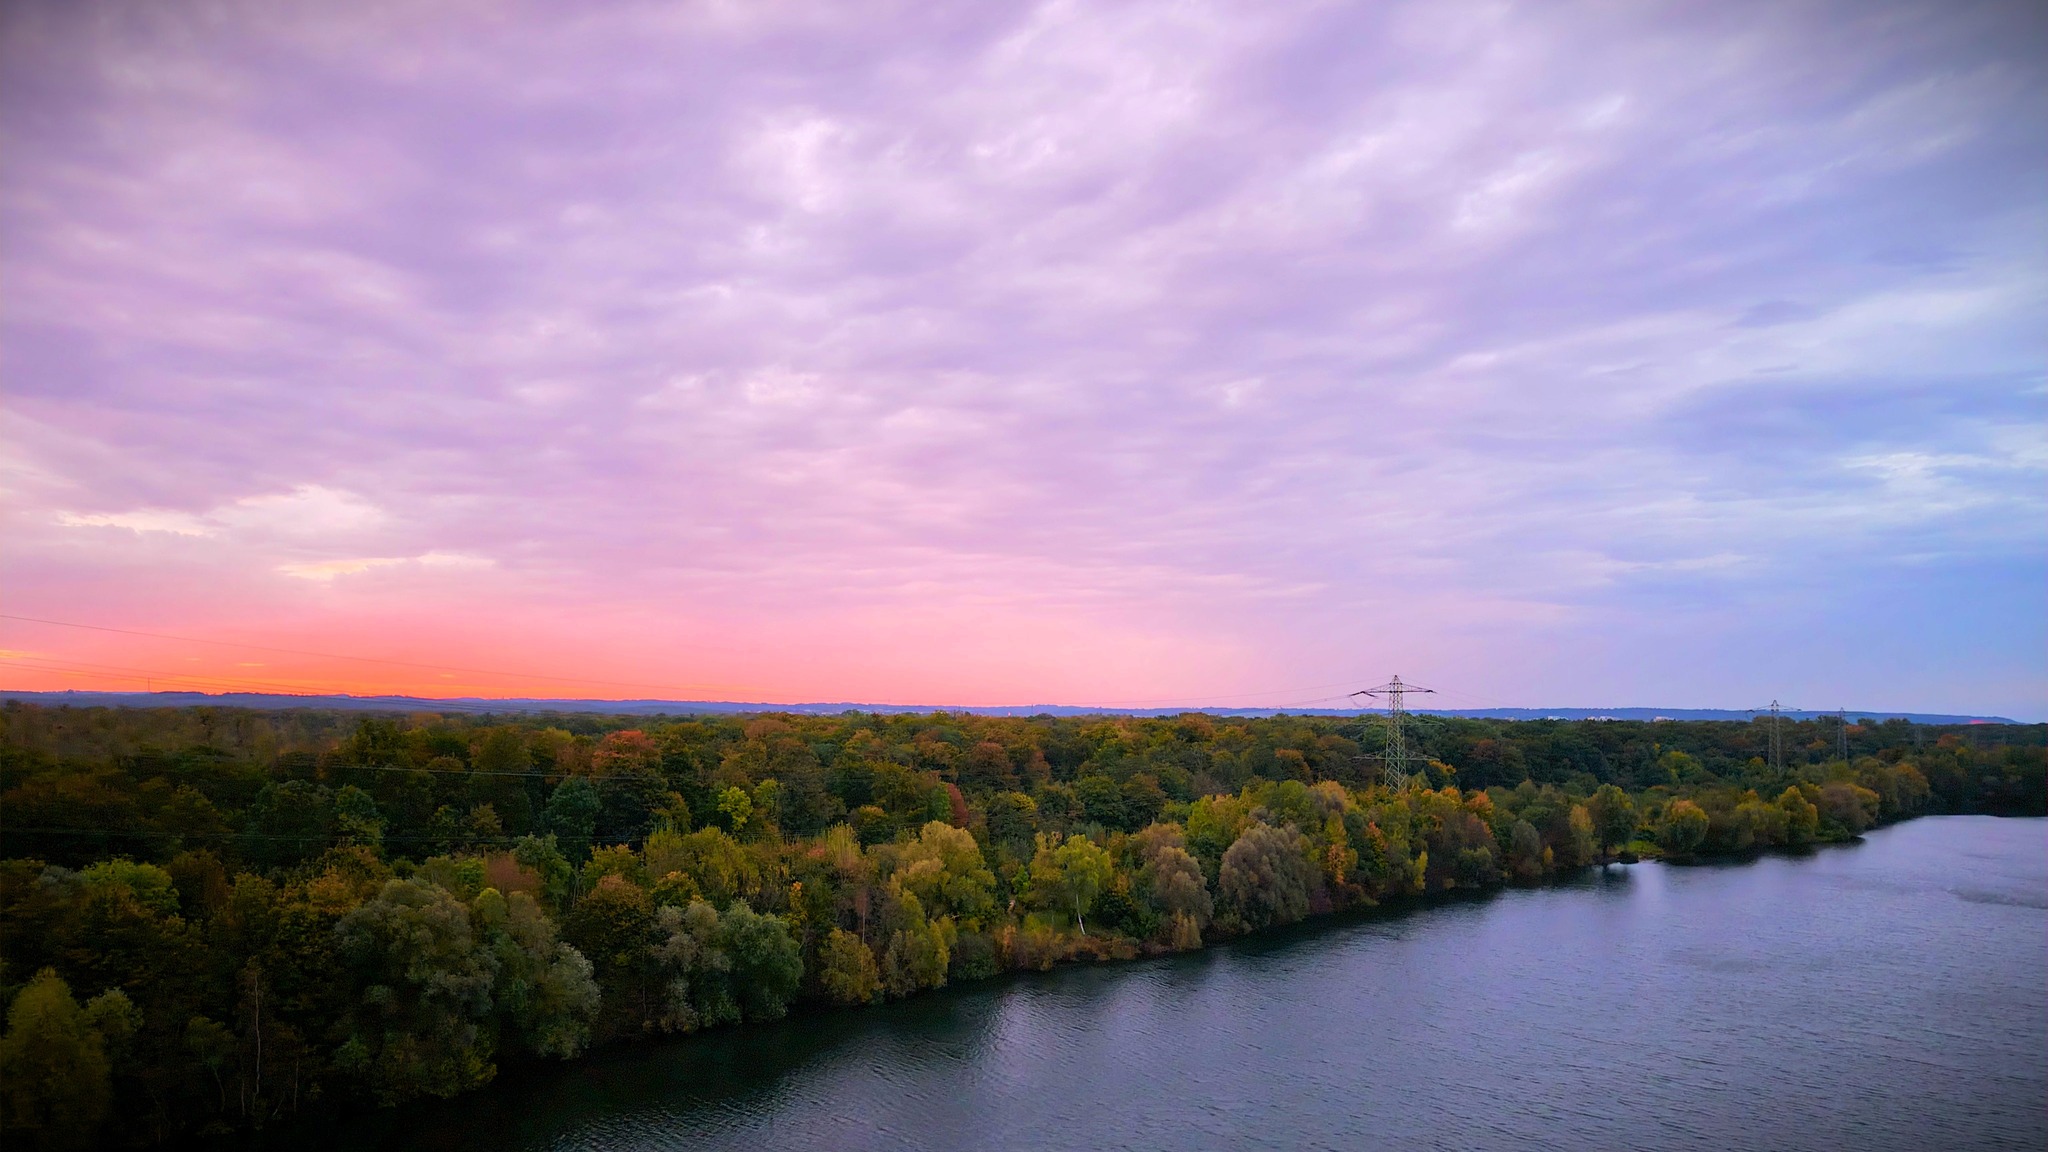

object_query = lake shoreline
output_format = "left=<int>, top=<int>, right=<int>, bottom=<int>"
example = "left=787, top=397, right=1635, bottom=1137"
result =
left=240, top=813, right=2039, bottom=1152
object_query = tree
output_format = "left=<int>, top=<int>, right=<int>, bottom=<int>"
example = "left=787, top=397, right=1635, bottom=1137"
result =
left=1027, top=833, right=1113, bottom=935
left=647, top=902, right=726, bottom=1033
left=1185, top=794, right=1254, bottom=880
left=240, top=780, right=335, bottom=867
left=1219, top=823, right=1317, bottom=930
left=716, top=786, right=753, bottom=835
left=76, top=859, right=179, bottom=916
left=1777, top=786, right=1820, bottom=847
left=669, top=827, right=759, bottom=909
left=881, top=914, right=953, bottom=999
left=893, top=821, right=996, bottom=927
left=334, top=878, right=499, bottom=1105
left=962, top=741, right=1017, bottom=793
left=1134, top=827, right=1212, bottom=944
left=333, top=785, right=386, bottom=849
left=1589, top=784, right=1636, bottom=859
left=816, top=929, right=881, bottom=1006
left=984, top=791, right=1038, bottom=851
left=542, top=778, right=601, bottom=864
left=1818, top=781, right=1879, bottom=836
left=1564, top=804, right=1597, bottom=867
left=563, top=874, right=655, bottom=995
left=1073, top=775, right=1127, bottom=830
left=472, top=888, right=599, bottom=1059
left=0, top=970, right=126, bottom=1151
left=1660, top=800, right=1709, bottom=857
left=1120, top=774, right=1167, bottom=828
left=473, top=728, right=536, bottom=833
left=717, top=902, right=804, bottom=1021
left=1505, top=819, right=1546, bottom=881
left=642, top=899, right=797, bottom=1030
left=512, top=834, right=575, bottom=911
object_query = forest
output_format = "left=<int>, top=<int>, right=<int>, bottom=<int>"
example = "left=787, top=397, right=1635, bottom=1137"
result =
left=1, top=700, right=2041, bottom=1148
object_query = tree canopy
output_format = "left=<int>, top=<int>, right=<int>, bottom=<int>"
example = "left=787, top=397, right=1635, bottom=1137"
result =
left=0, top=701, right=2037, bottom=1146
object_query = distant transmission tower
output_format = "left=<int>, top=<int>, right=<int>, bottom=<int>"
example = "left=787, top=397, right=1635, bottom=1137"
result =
left=1762, top=699, right=1788, bottom=773
left=1351, top=675, right=1435, bottom=790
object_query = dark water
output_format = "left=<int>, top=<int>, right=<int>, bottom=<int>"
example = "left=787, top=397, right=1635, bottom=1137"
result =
left=338, top=816, right=2047, bottom=1151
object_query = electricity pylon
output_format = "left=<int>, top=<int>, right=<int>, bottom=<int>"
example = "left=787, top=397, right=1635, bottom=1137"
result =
left=1351, top=675, right=1435, bottom=790
left=1751, top=699, right=1792, bottom=773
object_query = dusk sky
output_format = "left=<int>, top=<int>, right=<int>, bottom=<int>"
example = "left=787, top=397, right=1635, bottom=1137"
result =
left=2, top=0, right=2042, bottom=717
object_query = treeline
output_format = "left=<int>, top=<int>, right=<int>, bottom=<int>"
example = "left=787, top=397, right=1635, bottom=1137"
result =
left=0, top=703, right=2040, bottom=1148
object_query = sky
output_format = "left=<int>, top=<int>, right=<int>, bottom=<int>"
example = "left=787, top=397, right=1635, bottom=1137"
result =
left=2, top=0, right=2043, bottom=718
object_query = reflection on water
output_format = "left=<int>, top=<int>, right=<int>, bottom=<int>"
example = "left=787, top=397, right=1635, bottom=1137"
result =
left=308, top=817, right=2047, bottom=1152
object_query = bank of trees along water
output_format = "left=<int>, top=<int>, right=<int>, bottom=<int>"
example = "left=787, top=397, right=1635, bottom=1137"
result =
left=1, top=704, right=2040, bottom=1148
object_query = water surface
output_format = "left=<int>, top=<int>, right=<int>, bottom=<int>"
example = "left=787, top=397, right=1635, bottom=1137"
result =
left=328, top=816, right=2047, bottom=1151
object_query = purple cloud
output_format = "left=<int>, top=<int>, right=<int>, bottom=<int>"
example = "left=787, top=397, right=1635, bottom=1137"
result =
left=2, top=0, right=2043, bottom=714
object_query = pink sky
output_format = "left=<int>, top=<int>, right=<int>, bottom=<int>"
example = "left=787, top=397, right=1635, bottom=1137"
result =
left=3, top=1, right=2043, bottom=716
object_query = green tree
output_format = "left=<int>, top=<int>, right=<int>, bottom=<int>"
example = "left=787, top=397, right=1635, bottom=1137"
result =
left=76, top=859, right=179, bottom=917
left=0, top=970, right=125, bottom=1151
left=718, top=902, right=804, bottom=1020
left=1777, top=786, right=1820, bottom=847
left=984, top=791, right=1038, bottom=850
left=334, top=878, right=499, bottom=1105
left=1219, top=822, right=1317, bottom=930
left=473, top=728, right=536, bottom=833
left=472, top=888, right=599, bottom=1059
left=1073, top=775, right=1128, bottom=829
left=1134, top=826, right=1212, bottom=942
left=1027, top=833, right=1113, bottom=935
left=183, top=1015, right=236, bottom=1115
left=881, top=913, right=953, bottom=999
left=893, top=821, right=996, bottom=927
left=1660, top=799, right=1709, bottom=857
left=816, top=929, right=881, bottom=1006
left=512, top=834, right=575, bottom=911
left=563, top=875, right=655, bottom=991
left=333, top=785, right=387, bottom=849
left=1589, top=784, right=1636, bottom=859
left=1564, top=804, right=1597, bottom=867
left=670, top=827, right=760, bottom=909
left=542, top=778, right=601, bottom=863
left=647, top=901, right=729, bottom=1032
left=241, top=780, right=335, bottom=867
left=716, top=786, right=753, bottom=834
left=1505, top=819, right=1547, bottom=881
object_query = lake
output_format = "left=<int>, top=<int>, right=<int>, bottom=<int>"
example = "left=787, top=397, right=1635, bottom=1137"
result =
left=317, top=816, right=2046, bottom=1151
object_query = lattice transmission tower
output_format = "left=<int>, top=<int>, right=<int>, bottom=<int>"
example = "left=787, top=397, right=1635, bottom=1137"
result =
left=1754, top=699, right=1793, bottom=773
left=1351, top=675, right=1435, bottom=790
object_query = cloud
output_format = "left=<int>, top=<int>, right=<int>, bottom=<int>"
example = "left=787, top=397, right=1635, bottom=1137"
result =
left=216, top=485, right=385, bottom=537
left=56, top=509, right=215, bottom=536
left=278, top=551, right=493, bottom=581
left=2, top=0, right=2043, bottom=714
left=55, top=484, right=387, bottom=544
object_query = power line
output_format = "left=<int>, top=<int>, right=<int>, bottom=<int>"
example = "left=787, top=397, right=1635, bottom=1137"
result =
left=1077, top=674, right=1396, bottom=707
left=1750, top=700, right=1796, bottom=773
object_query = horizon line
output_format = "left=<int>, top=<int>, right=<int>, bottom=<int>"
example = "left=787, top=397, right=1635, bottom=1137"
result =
left=0, top=688, right=2027, bottom=725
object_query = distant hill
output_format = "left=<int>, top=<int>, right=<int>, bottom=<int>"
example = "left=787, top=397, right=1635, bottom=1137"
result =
left=0, top=689, right=2021, bottom=725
